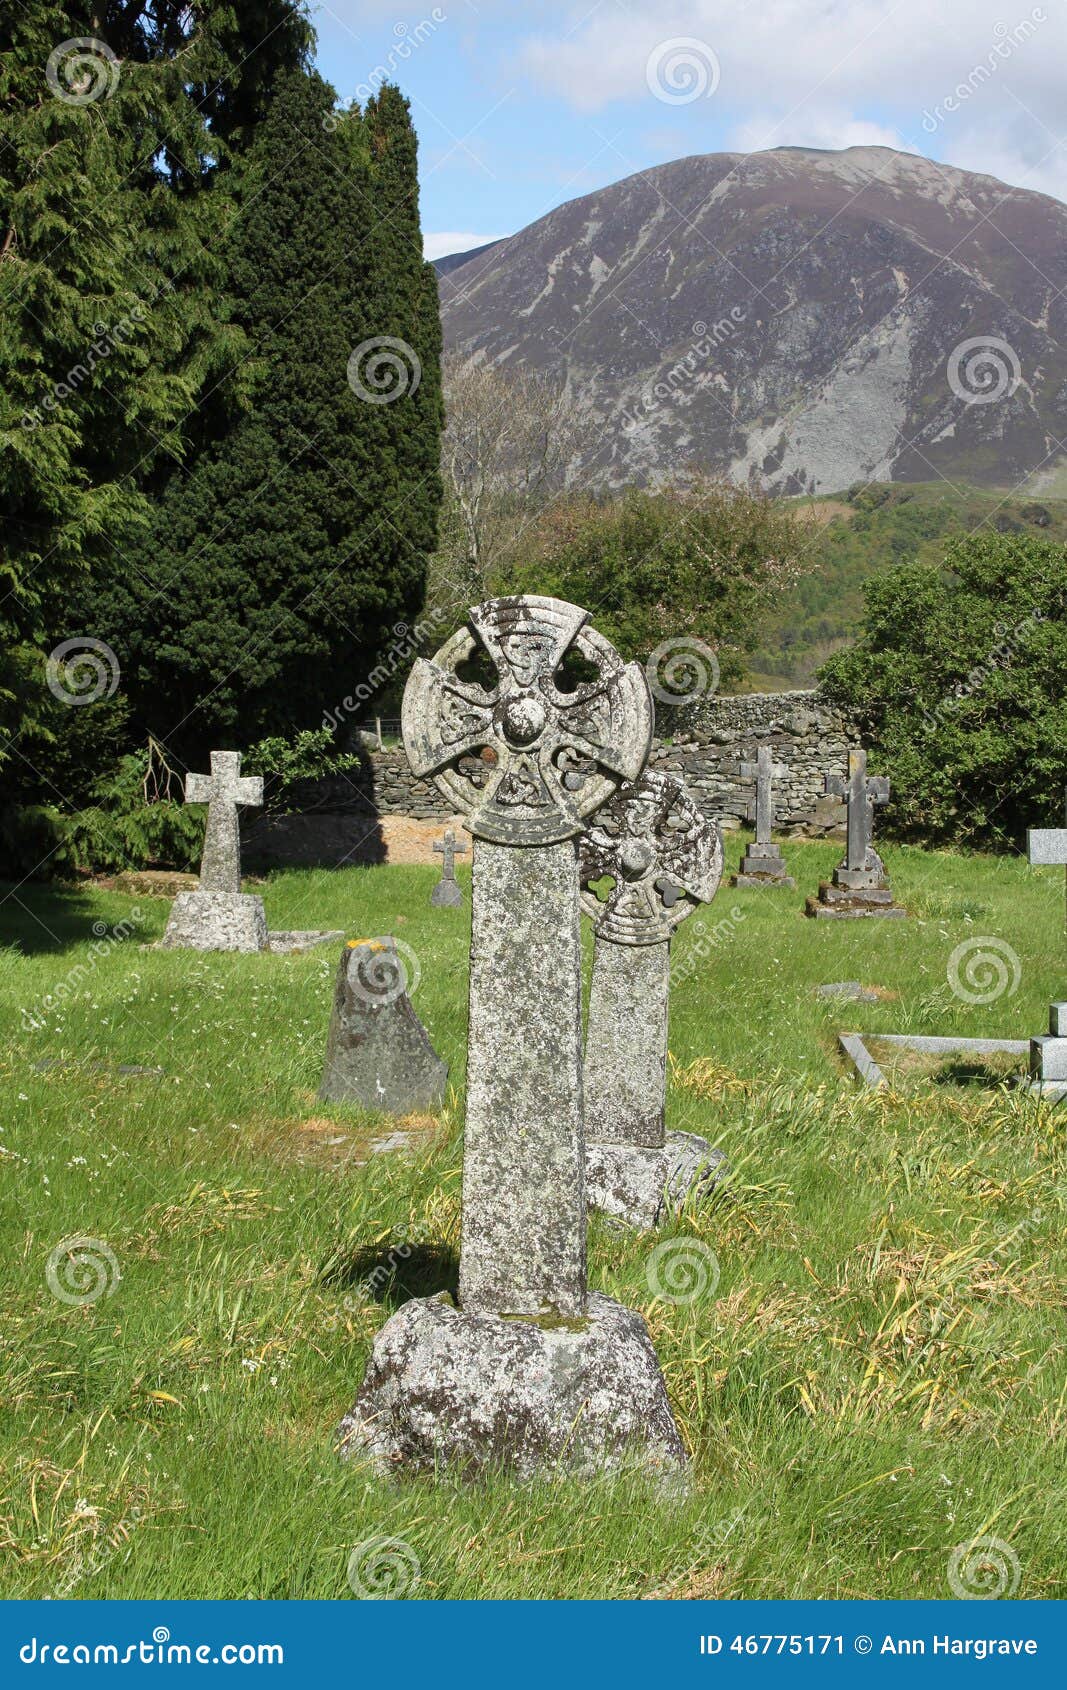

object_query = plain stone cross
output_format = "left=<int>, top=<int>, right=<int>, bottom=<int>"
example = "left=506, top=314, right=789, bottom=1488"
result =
left=738, top=745, right=787, bottom=848
left=430, top=828, right=468, bottom=908
left=825, top=747, right=889, bottom=871
left=433, top=829, right=466, bottom=877
left=185, top=750, right=263, bottom=894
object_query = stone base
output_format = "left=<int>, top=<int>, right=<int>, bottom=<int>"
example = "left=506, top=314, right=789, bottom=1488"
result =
left=806, top=880, right=905, bottom=919
left=429, top=879, right=463, bottom=907
left=267, top=929, right=344, bottom=954
left=160, top=890, right=268, bottom=952
left=337, top=1291, right=686, bottom=1480
left=731, top=871, right=796, bottom=889
left=586, top=1132, right=728, bottom=1230
left=1030, top=1033, right=1067, bottom=1086
left=738, top=847, right=785, bottom=873
left=831, top=863, right=888, bottom=892
left=1015, top=1078, right=1067, bottom=1100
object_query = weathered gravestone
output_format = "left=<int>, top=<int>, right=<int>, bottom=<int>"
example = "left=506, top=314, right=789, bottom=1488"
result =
left=580, top=770, right=728, bottom=1229
left=1026, top=819, right=1067, bottom=1098
left=731, top=745, right=794, bottom=888
left=318, top=938, right=448, bottom=1111
left=806, top=748, right=905, bottom=918
left=338, top=595, right=686, bottom=1478
left=430, top=828, right=468, bottom=907
left=162, top=751, right=268, bottom=951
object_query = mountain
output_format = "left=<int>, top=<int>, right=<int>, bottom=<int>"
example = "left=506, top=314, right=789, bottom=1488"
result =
left=433, top=239, right=502, bottom=278
left=437, top=146, right=1067, bottom=495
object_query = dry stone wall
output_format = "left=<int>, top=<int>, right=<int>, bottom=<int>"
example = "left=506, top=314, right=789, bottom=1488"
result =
left=652, top=689, right=858, bottom=834
left=243, top=690, right=858, bottom=868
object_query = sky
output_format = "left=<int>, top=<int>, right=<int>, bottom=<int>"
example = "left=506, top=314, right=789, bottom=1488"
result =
left=310, top=0, right=1067, bottom=261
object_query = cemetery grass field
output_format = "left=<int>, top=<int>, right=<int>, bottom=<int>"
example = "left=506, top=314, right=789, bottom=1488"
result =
left=1, top=838, right=1065, bottom=1601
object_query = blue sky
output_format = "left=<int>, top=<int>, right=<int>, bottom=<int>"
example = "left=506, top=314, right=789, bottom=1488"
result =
left=310, top=1, right=1067, bottom=259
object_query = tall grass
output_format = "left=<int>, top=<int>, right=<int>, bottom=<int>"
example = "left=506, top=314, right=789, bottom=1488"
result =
left=0, top=838, right=1063, bottom=1598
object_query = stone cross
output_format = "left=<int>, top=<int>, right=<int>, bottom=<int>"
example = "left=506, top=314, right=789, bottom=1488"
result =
left=337, top=596, right=687, bottom=1480
left=403, top=594, right=652, bottom=1317
left=430, top=828, right=468, bottom=907
left=825, top=747, right=889, bottom=872
left=185, top=750, right=263, bottom=894
left=579, top=771, right=723, bottom=1226
left=738, top=744, right=787, bottom=848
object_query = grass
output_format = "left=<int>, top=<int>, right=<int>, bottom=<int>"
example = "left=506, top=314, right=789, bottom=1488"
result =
left=0, top=837, right=1064, bottom=1600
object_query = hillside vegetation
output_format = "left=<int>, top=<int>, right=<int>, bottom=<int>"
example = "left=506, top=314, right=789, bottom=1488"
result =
left=747, top=483, right=1067, bottom=690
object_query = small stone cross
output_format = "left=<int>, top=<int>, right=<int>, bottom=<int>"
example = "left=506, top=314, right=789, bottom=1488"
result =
left=430, top=828, right=468, bottom=907
left=185, top=750, right=263, bottom=894
left=826, top=748, right=889, bottom=871
left=738, top=745, right=788, bottom=848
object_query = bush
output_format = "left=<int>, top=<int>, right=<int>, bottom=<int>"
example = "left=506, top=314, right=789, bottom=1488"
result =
left=819, top=532, right=1067, bottom=849
left=245, top=728, right=365, bottom=813
left=501, top=480, right=807, bottom=686
left=1, top=746, right=203, bottom=882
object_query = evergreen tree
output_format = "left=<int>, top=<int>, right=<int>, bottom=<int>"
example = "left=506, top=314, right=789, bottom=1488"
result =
left=101, top=70, right=442, bottom=757
left=0, top=3, right=311, bottom=779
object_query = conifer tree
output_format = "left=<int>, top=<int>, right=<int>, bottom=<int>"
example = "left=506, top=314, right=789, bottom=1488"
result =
left=0, top=2, right=311, bottom=775
left=102, top=70, right=442, bottom=756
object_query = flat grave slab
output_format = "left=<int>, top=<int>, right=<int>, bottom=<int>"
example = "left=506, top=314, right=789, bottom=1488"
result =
left=839, top=1031, right=1030, bottom=1090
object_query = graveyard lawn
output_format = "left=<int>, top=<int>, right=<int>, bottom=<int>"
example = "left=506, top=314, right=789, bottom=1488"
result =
left=1, top=836, right=1064, bottom=1600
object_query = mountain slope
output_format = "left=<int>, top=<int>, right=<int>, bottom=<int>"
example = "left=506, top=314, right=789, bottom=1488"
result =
left=438, top=146, right=1067, bottom=494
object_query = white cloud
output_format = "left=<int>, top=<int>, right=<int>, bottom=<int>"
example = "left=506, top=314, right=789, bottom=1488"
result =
left=423, top=231, right=509, bottom=261
left=729, top=111, right=908, bottom=157
left=515, top=0, right=1067, bottom=200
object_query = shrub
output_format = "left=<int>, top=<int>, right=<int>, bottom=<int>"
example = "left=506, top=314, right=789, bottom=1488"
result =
left=819, top=532, right=1067, bottom=849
